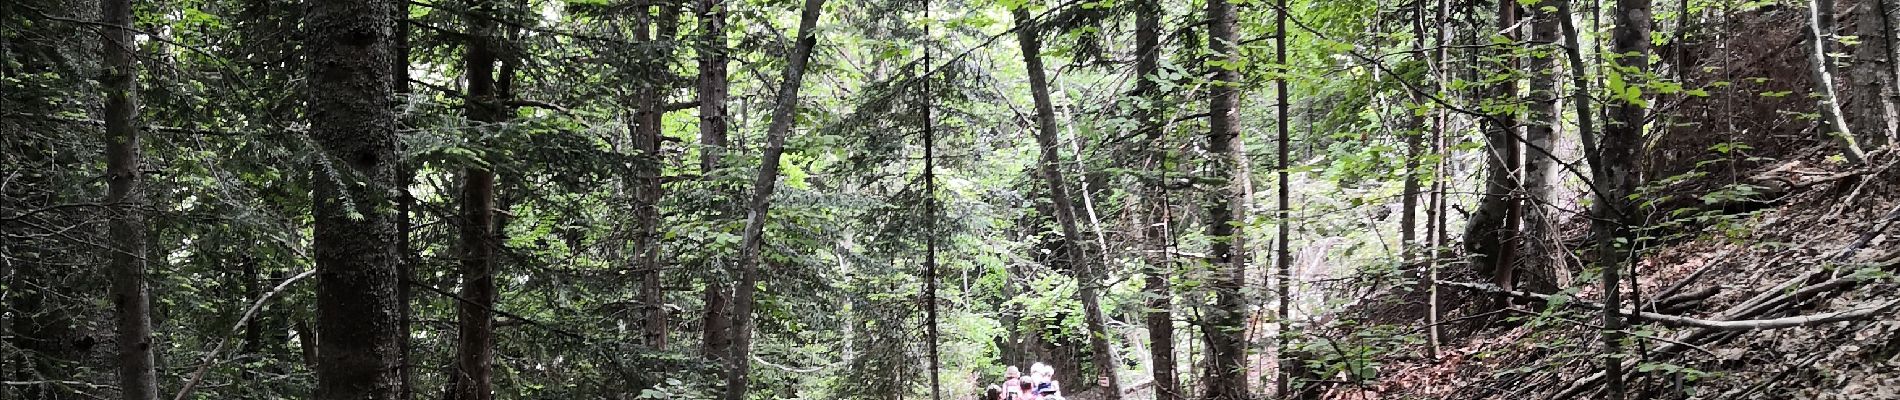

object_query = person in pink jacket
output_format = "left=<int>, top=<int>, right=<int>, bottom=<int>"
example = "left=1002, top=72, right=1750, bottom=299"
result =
left=1001, top=366, right=1030, bottom=399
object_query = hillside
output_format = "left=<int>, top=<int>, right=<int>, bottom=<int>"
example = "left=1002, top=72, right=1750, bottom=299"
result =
left=1310, top=6, right=1900, bottom=399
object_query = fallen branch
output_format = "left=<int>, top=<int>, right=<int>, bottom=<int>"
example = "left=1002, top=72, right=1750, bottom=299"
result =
left=171, top=269, right=317, bottom=400
left=1652, top=286, right=1719, bottom=314
left=1495, top=308, right=1721, bottom=357
left=1644, top=298, right=1900, bottom=330
left=1547, top=254, right=1900, bottom=398
left=750, top=353, right=831, bottom=373
left=1435, top=280, right=1900, bottom=331
left=1831, top=203, right=1900, bottom=262
left=1650, top=246, right=1740, bottom=303
left=2, top=380, right=117, bottom=390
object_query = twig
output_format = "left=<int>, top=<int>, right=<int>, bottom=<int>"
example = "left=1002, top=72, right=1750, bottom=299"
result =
left=407, top=280, right=589, bottom=342
left=170, top=269, right=318, bottom=400
left=0, top=202, right=108, bottom=222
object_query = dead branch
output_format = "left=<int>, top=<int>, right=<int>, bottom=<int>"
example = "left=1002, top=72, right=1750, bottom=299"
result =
left=1435, top=280, right=1900, bottom=331
left=171, top=269, right=318, bottom=400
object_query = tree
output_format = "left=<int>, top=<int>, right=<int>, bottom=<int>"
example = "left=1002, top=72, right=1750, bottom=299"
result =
left=305, top=0, right=404, bottom=397
left=100, top=0, right=159, bottom=395
left=1012, top=5, right=1123, bottom=399
left=392, top=2, right=417, bottom=397
left=1522, top=0, right=1563, bottom=285
left=697, top=0, right=735, bottom=361
left=1465, top=0, right=1523, bottom=301
left=723, top=0, right=824, bottom=397
left=1851, top=0, right=1899, bottom=149
left=450, top=0, right=507, bottom=397
left=1202, top=0, right=1251, bottom=395
left=1557, top=0, right=1644, bottom=396
left=1807, top=0, right=1869, bottom=163
left=1271, top=0, right=1293, bottom=395
left=1132, top=0, right=1178, bottom=398
left=633, top=0, right=683, bottom=351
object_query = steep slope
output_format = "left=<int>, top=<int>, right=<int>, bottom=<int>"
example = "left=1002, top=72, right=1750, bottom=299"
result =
left=1310, top=5, right=1900, bottom=399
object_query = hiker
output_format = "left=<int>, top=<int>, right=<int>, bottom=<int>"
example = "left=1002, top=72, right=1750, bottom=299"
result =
left=984, top=384, right=1005, bottom=400
left=1038, top=380, right=1064, bottom=400
left=1001, top=366, right=1026, bottom=399
left=1029, top=363, right=1056, bottom=396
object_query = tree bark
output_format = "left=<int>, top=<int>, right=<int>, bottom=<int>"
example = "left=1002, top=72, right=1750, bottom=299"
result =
left=1557, top=0, right=1636, bottom=396
left=1409, top=0, right=1449, bottom=359
left=1853, top=0, right=1899, bottom=148
left=1202, top=0, right=1250, bottom=395
left=392, top=3, right=416, bottom=398
left=241, top=257, right=264, bottom=388
left=697, top=0, right=735, bottom=361
left=450, top=2, right=505, bottom=397
left=633, top=0, right=681, bottom=351
left=1523, top=2, right=1563, bottom=289
left=1012, top=8, right=1125, bottom=399
left=446, top=0, right=511, bottom=396
left=1272, top=0, right=1293, bottom=394
left=1808, top=0, right=1870, bottom=163
left=1885, top=0, right=1900, bottom=147
left=101, top=0, right=159, bottom=394
left=306, top=0, right=404, bottom=397
left=1466, top=0, right=1524, bottom=304
left=724, top=0, right=823, bottom=398
left=1133, top=1, right=1178, bottom=399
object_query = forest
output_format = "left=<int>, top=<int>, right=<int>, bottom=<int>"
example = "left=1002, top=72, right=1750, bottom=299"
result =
left=4, top=0, right=1900, bottom=397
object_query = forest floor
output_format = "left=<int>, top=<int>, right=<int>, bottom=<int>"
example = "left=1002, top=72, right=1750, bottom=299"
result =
left=1319, top=149, right=1900, bottom=399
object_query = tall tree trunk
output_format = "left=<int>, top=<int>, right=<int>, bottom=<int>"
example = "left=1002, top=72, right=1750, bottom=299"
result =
left=1410, top=0, right=1448, bottom=359
left=1557, top=0, right=1634, bottom=396
left=1140, top=200, right=1178, bottom=400
left=1271, top=0, right=1293, bottom=396
left=696, top=0, right=734, bottom=361
left=723, top=0, right=823, bottom=398
left=633, top=0, right=681, bottom=351
left=392, top=3, right=416, bottom=398
left=1809, top=0, right=1870, bottom=163
left=1523, top=0, right=1563, bottom=289
left=450, top=1, right=504, bottom=397
left=1602, top=0, right=1650, bottom=392
left=101, top=0, right=159, bottom=394
left=1202, top=0, right=1250, bottom=395
left=1466, top=0, right=1523, bottom=304
left=306, top=0, right=403, bottom=396
left=1133, top=1, right=1178, bottom=399
left=1013, top=9, right=1124, bottom=399
left=448, top=4, right=501, bottom=398
left=1854, top=0, right=1899, bottom=148
left=1431, top=0, right=1455, bottom=358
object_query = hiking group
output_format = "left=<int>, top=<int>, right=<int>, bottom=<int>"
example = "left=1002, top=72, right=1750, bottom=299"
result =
left=982, top=363, right=1066, bottom=400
